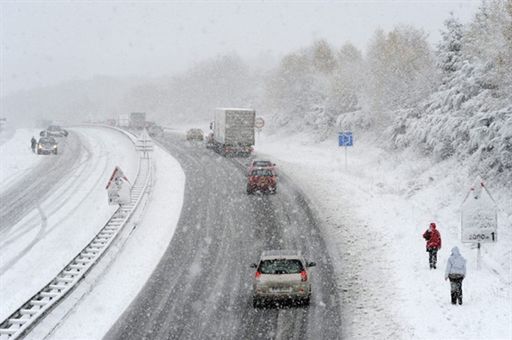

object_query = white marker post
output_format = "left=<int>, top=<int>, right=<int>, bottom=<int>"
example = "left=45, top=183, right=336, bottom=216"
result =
left=255, top=117, right=264, bottom=144
left=461, top=176, right=498, bottom=270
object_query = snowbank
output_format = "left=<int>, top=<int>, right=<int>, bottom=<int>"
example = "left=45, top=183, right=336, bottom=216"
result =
left=256, top=131, right=511, bottom=339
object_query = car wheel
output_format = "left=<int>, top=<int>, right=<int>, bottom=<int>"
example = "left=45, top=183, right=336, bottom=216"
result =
left=253, top=297, right=260, bottom=308
left=247, top=186, right=252, bottom=195
left=302, top=296, right=310, bottom=306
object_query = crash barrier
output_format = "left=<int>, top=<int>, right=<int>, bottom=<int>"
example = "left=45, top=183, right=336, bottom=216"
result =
left=0, top=127, right=153, bottom=339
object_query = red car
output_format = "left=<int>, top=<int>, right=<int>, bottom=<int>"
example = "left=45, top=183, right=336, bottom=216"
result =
left=247, top=168, right=277, bottom=194
left=247, top=160, right=276, bottom=174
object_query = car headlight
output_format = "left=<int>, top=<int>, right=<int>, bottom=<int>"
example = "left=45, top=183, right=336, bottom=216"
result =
left=53, top=145, right=57, bottom=148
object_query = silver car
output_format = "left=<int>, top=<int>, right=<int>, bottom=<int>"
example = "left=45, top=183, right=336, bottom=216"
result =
left=36, top=137, right=58, bottom=155
left=251, top=250, right=316, bottom=307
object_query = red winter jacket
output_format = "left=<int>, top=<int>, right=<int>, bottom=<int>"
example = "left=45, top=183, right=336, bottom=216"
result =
left=423, top=223, right=442, bottom=249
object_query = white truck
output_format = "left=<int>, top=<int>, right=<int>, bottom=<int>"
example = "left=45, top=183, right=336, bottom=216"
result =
left=210, top=108, right=255, bottom=157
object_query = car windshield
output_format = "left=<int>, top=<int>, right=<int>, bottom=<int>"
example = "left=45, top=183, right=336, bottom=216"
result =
left=259, top=259, right=304, bottom=274
left=251, top=169, right=274, bottom=176
left=48, top=126, right=61, bottom=131
left=253, top=161, right=272, bottom=167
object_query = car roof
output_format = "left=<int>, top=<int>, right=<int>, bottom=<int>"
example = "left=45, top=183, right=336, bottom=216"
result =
left=260, top=249, right=303, bottom=260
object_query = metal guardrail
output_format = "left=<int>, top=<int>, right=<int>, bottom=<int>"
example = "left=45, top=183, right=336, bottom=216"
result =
left=0, top=128, right=153, bottom=339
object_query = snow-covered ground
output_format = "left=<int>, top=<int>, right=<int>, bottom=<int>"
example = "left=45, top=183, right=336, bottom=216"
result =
left=0, top=129, right=42, bottom=194
left=0, top=127, right=139, bottom=321
left=255, top=131, right=512, bottom=340
left=2, top=124, right=509, bottom=339
left=27, top=137, right=185, bottom=339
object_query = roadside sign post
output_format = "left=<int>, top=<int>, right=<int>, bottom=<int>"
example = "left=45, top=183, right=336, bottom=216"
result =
left=136, top=129, right=154, bottom=159
left=461, top=176, right=498, bottom=270
left=338, top=132, right=353, bottom=170
left=106, top=167, right=131, bottom=206
left=254, top=117, right=265, bottom=144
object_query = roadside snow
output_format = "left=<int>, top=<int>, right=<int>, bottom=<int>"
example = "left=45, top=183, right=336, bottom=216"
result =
left=0, top=129, right=42, bottom=194
left=27, top=140, right=185, bottom=340
left=256, top=131, right=512, bottom=340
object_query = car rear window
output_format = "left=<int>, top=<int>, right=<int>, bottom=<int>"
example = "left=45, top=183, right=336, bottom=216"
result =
left=253, top=161, right=272, bottom=167
left=259, top=259, right=304, bottom=274
left=251, top=169, right=274, bottom=176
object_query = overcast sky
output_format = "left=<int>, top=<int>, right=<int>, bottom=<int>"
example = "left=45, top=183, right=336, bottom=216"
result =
left=1, top=1, right=481, bottom=96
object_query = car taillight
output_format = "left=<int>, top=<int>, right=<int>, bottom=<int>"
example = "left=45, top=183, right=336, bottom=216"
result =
left=255, top=271, right=261, bottom=280
left=300, top=270, right=308, bottom=282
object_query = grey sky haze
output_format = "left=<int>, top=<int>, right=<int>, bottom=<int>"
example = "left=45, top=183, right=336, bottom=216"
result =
left=1, top=1, right=481, bottom=96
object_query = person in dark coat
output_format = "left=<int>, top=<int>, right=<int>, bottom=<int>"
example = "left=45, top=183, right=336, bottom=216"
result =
left=445, top=246, right=466, bottom=305
left=31, top=136, right=37, bottom=153
left=422, top=222, right=442, bottom=269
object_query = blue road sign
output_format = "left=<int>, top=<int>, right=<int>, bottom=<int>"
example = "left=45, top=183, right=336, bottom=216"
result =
left=338, top=132, right=353, bottom=147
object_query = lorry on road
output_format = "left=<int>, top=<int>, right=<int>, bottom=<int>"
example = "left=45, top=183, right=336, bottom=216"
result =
left=130, top=112, right=146, bottom=130
left=210, top=108, right=255, bottom=157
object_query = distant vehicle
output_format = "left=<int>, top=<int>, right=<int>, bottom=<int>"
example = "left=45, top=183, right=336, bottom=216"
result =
left=130, top=112, right=146, bottom=130
left=105, top=119, right=117, bottom=126
left=46, top=125, right=68, bottom=137
left=248, top=159, right=276, bottom=174
left=251, top=250, right=316, bottom=307
left=247, top=167, right=277, bottom=194
left=146, top=122, right=164, bottom=137
left=186, top=128, right=204, bottom=141
left=118, top=114, right=130, bottom=128
left=210, top=108, right=255, bottom=157
left=37, top=137, right=58, bottom=155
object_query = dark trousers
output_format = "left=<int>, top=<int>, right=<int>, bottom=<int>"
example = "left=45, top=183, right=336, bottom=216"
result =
left=449, top=274, right=464, bottom=304
left=427, top=248, right=438, bottom=268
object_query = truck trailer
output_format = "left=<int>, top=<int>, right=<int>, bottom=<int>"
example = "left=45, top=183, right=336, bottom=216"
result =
left=130, top=112, right=146, bottom=130
left=211, top=108, right=255, bottom=157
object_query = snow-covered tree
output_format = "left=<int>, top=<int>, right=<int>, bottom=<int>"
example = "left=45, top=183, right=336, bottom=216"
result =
left=327, top=43, right=363, bottom=115
left=437, top=14, right=464, bottom=79
left=365, top=26, right=436, bottom=119
left=389, top=4, right=512, bottom=185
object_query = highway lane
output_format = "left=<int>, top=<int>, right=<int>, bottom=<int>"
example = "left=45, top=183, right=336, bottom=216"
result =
left=106, top=133, right=342, bottom=340
left=0, top=133, right=82, bottom=232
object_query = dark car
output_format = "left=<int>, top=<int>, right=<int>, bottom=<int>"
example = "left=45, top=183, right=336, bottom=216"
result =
left=186, top=128, right=204, bottom=141
left=46, top=125, right=68, bottom=137
left=247, top=168, right=277, bottom=194
left=37, top=137, right=58, bottom=155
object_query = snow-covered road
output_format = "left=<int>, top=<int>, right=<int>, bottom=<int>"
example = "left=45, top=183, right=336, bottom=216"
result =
left=105, top=132, right=342, bottom=340
left=0, top=127, right=139, bottom=322
left=26, top=129, right=185, bottom=340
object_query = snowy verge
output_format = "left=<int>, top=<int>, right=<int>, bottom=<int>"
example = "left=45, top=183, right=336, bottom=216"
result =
left=0, top=129, right=42, bottom=194
left=27, top=142, right=185, bottom=340
left=255, top=131, right=512, bottom=340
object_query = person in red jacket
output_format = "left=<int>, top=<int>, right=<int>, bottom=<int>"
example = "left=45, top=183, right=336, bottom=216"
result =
left=423, top=222, right=442, bottom=269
